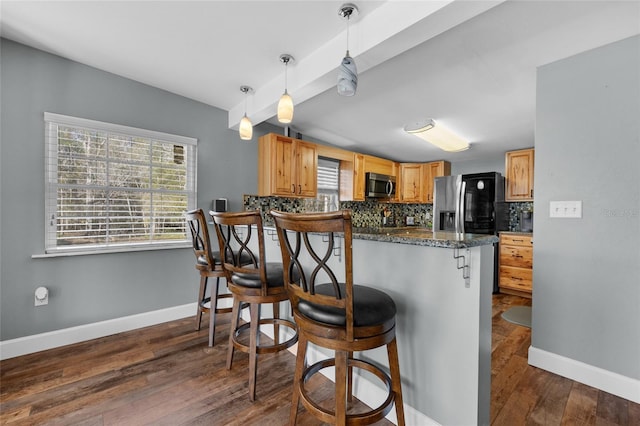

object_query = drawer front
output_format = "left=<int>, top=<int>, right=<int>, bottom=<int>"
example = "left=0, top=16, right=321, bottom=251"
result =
left=500, top=244, right=533, bottom=268
left=499, top=266, right=532, bottom=291
left=500, top=234, right=532, bottom=247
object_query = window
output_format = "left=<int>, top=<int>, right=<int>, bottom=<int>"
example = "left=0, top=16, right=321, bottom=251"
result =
left=316, top=157, right=340, bottom=212
left=44, top=113, right=197, bottom=254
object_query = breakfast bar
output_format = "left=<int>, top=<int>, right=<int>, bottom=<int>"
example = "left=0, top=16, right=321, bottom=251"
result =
left=260, top=225, right=497, bottom=425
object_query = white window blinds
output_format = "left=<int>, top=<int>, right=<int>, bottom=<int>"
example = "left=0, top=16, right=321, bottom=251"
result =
left=44, top=113, right=197, bottom=254
left=317, top=157, right=340, bottom=191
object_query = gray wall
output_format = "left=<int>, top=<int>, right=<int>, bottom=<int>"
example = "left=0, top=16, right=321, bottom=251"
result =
left=451, top=157, right=505, bottom=176
left=533, top=35, right=639, bottom=379
left=0, top=39, right=278, bottom=340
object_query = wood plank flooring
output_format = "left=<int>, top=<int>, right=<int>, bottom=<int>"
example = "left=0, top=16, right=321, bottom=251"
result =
left=490, top=293, right=640, bottom=425
left=1, top=294, right=638, bottom=425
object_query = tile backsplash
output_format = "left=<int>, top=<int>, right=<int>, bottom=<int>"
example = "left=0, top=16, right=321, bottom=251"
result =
left=243, top=195, right=432, bottom=228
left=244, top=195, right=532, bottom=231
left=508, top=201, right=534, bottom=232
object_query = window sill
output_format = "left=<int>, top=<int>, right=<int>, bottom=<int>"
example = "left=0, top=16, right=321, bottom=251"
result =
left=32, top=243, right=191, bottom=258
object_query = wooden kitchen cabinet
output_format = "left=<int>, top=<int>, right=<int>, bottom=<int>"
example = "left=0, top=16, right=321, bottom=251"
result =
left=352, top=153, right=366, bottom=201
left=425, top=160, right=451, bottom=203
left=499, top=232, right=533, bottom=297
left=258, top=133, right=317, bottom=197
left=398, top=161, right=450, bottom=203
left=505, top=148, right=534, bottom=201
left=399, top=163, right=424, bottom=203
left=350, top=154, right=398, bottom=201
left=363, top=154, right=397, bottom=177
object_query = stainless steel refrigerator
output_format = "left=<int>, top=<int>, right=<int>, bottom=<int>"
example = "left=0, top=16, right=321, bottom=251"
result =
left=433, top=172, right=508, bottom=292
left=433, top=172, right=508, bottom=235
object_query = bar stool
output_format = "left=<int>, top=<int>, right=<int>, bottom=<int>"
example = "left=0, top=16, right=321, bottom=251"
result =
left=210, top=210, right=298, bottom=401
left=271, top=209, right=405, bottom=426
left=184, top=208, right=232, bottom=347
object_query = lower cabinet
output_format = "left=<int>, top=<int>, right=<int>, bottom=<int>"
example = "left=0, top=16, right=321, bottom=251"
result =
left=499, top=232, right=533, bottom=297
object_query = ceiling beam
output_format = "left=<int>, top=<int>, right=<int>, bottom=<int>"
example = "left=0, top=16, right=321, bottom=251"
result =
left=228, top=0, right=505, bottom=131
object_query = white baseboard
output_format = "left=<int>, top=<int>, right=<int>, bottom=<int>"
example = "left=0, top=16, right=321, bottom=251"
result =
left=0, top=303, right=197, bottom=361
left=528, top=346, right=640, bottom=404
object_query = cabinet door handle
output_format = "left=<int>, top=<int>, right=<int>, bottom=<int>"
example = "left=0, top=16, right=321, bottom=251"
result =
left=511, top=277, right=523, bottom=281
left=531, top=189, right=533, bottom=197
left=511, top=254, right=523, bottom=258
left=291, top=184, right=295, bottom=194
left=298, top=184, right=302, bottom=194
left=513, top=239, right=524, bottom=242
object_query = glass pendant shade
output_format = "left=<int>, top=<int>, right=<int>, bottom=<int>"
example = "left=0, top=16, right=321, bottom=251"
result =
left=239, top=114, right=253, bottom=140
left=277, top=90, right=294, bottom=123
left=238, top=85, right=253, bottom=141
left=337, top=51, right=358, bottom=96
left=278, top=54, right=294, bottom=124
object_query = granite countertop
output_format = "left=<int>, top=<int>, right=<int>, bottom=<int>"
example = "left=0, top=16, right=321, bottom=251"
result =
left=352, top=227, right=498, bottom=248
left=262, top=225, right=498, bottom=248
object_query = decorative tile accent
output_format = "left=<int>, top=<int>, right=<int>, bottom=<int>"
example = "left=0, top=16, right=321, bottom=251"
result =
left=245, top=195, right=532, bottom=232
left=243, top=195, right=433, bottom=228
left=508, top=202, right=534, bottom=231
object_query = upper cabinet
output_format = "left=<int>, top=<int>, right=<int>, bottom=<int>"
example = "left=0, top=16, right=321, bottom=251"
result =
left=425, top=161, right=451, bottom=203
left=399, top=163, right=425, bottom=203
left=351, top=154, right=398, bottom=201
left=351, top=153, right=366, bottom=201
left=362, top=154, right=397, bottom=177
left=505, top=148, right=534, bottom=201
left=398, top=161, right=450, bottom=203
left=257, top=132, right=451, bottom=203
left=258, top=134, right=317, bottom=198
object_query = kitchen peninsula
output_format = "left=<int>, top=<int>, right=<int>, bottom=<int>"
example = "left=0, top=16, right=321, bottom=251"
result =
left=259, top=223, right=497, bottom=425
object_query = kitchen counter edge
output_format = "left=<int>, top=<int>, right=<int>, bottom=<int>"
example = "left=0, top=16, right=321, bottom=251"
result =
left=262, top=225, right=498, bottom=249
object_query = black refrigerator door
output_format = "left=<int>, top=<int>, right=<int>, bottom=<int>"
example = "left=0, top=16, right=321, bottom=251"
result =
left=463, top=174, right=496, bottom=234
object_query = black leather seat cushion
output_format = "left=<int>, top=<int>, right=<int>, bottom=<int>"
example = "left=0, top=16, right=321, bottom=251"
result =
left=297, top=284, right=396, bottom=327
left=231, top=263, right=288, bottom=289
left=196, top=251, right=221, bottom=267
left=199, top=251, right=253, bottom=268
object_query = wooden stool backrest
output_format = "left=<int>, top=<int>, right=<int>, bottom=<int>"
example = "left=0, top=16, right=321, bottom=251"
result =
left=185, top=208, right=216, bottom=271
left=210, top=210, right=267, bottom=292
left=271, top=210, right=354, bottom=341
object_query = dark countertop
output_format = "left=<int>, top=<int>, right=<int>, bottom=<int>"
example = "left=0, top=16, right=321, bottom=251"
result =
left=352, top=227, right=499, bottom=248
left=499, top=231, right=533, bottom=236
left=262, top=225, right=498, bottom=249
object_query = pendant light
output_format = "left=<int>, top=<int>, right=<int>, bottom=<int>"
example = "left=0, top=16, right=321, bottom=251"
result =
left=239, top=85, right=253, bottom=141
left=337, top=3, right=359, bottom=97
left=277, top=54, right=294, bottom=123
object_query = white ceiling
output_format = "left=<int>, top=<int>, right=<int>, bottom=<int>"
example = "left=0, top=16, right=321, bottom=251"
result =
left=2, top=1, right=639, bottom=163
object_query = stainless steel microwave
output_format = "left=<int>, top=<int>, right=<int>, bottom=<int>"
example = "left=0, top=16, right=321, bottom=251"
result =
left=366, top=172, right=396, bottom=198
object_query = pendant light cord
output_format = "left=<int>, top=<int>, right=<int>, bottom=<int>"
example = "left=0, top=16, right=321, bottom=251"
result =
left=284, top=60, right=288, bottom=94
left=346, top=14, right=350, bottom=55
left=243, top=88, right=248, bottom=116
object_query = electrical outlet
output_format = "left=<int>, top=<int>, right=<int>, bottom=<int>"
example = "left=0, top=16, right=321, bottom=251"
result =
left=35, top=286, right=49, bottom=306
left=549, top=201, right=582, bottom=218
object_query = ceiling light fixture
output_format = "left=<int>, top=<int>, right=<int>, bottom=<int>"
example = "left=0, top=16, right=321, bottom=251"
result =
left=337, top=3, right=358, bottom=97
left=239, top=85, right=253, bottom=141
left=404, top=119, right=470, bottom=152
left=277, top=54, right=294, bottom=123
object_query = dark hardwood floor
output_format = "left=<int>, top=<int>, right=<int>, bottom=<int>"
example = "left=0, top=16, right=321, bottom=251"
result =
left=490, top=293, right=639, bottom=425
left=1, top=294, right=638, bottom=425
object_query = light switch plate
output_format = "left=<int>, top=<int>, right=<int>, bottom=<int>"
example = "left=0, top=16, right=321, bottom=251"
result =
left=549, top=201, right=582, bottom=218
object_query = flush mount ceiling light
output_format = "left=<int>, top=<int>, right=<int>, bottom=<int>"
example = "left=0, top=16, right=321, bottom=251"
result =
left=239, top=85, right=253, bottom=141
left=337, top=3, right=358, bottom=97
left=404, top=119, right=470, bottom=152
left=277, top=54, right=294, bottom=124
